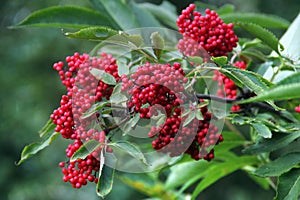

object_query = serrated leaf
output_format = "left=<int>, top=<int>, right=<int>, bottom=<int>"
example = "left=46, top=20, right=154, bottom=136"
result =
left=71, top=140, right=101, bottom=162
left=65, top=27, right=118, bottom=41
left=96, top=152, right=116, bottom=198
left=221, top=13, right=290, bottom=29
left=251, top=123, right=272, bottom=138
left=38, top=119, right=55, bottom=137
left=191, top=156, right=258, bottom=199
left=275, top=168, right=300, bottom=200
left=243, top=131, right=300, bottom=154
left=91, top=0, right=140, bottom=30
left=211, top=56, right=228, bottom=66
left=10, top=6, right=113, bottom=29
left=17, top=132, right=59, bottom=165
left=254, top=152, right=300, bottom=177
left=139, top=1, right=178, bottom=29
left=237, top=22, right=282, bottom=54
left=112, top=140, right=149, bottom=165
left=239, top=83, right=300, bottom=104
left=82, top=101, right=109, bottom=119
left=90, top=68, right=116, bottom=85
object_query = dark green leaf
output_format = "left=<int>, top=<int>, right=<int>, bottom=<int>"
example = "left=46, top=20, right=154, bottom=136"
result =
left=243, top=131, right=300, bottom=154
left=11, top=6, right=113, bottom=29
left=71, top=140, right=101, bottom=162
left=96, top=153, right=116, bottom=198
left=246, top=173, right=270, bottom=190
left=129, top=1, right=161, bottom=27
left=65, top=27, right=118, bottom=41
left=211, top=56, right=228, bottom=66
left=38, top=119, right=55, bottom=137
left=82, top=101, right=109, bottom=119
left=17, top=132, right=59, bottom=165
left=90, top=68, right=116, bottom=85
left=92, top=0, right=140, bottom=30
left=191, top=156, right=258, bottom=199
left=112, top=140, right=148, bottom=165
left=251, top=123, right=272, bottom=138
left=139, top=1, right=178, bottom=29
left=221, top=13, right=290, bottom=29
left=254, top=152, right=300, bottom=177
left=275, top=168, right=300, bottom=200
left=237, top=22, right=282, bottom=54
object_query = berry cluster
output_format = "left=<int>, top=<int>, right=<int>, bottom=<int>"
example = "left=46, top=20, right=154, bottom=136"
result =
left=213, top=61, right=247, bottom=111
left=51, top=52, right=119, bottom=188
left=176, top=4, right=238, bottom=57
left=121, top=62, right=223, bottom=161
left=295, top=105, right=300, bottom=113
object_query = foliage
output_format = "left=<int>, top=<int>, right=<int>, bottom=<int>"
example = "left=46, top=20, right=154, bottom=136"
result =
left=13, top=1, right=300, bottom=200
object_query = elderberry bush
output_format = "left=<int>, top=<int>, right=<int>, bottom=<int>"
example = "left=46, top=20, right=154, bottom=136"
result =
left=14, top=1, right=300, bottom=200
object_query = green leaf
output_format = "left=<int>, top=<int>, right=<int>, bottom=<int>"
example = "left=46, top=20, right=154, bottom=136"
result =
left=71, top=140, right=101, bottom=162
left=112, top=140, right=148, bottom=165
left=91, top=0, right=140, bottom=30
left=211, top=56, right=228, bottom=66
left=277, top=13, right=300, bottom=63
left=117, top=60, right=129, bottom=76
left=183, top=111, right=196, bottom=127
left=82, top=101, right=109, bottom=119
left=188, top=56, right=203, bottom=65
left=191, top=156, right=258, bottom=199
left=139, top=1, right=178, bottom=29
left=243, top=131, right=300, bottom=154
left=275, top=168, right=300, bottom=200
left=239, top=83, right=300, bottom=104
left=251, top=123, right=272, bottom=138
left=129, top=1, right=162, bottom=27
left=276, top=71, right=300, bottom=87
left=221, top=13, right=290, bottom=29
left=110, top=92, right=128, bottom=105
left=96, top=152, right=116, bottom=198
left=150, top=32, right=165, bottom=59
left=216, top=4, right=235, bottom=15
left=38, top=119, right=55, bottom=137
left=237, top=22, right=282, bottom=54
left=65, top=27, right=118, bottom=41
left=17, top=132, right=59, bottom=165
left=11, top=6, right=113, bottom=29
left=90, top=68, right=117, bottom=85
left=254, top=152, right=300, bottom=177
left=121, top=114, right=140, bottom=136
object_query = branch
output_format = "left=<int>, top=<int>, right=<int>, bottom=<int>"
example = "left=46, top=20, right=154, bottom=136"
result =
left=196, top=94, right=237, bottom=103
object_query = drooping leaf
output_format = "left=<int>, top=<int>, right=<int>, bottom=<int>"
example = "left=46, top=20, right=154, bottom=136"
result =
left=11, top=6, right=113, bottom=29
left=90, top=0, right=140, bottom=30
left=111, top=140, right=148, bottom=165
left=275, top=168, right=300, bottom=200
left=65, top=27, right=118, bottom=41
left=254, top=152, right=300, bottom=177
left=237, top=22, right=282, bottom=54
left=251, top=123, right=272, bottom=138
left=17, top=132, right=59, bottom=165
left=243, top=131, right=300, bottom=154
left=139, top=1, right=178, bottom=29
left=71, top=140, right=101, bottom=162
left=96, top=152, right=116, bottom=198
left=38, top=119, right=55, bottom=137
left=221, top=13, right=290, bottom=29
left=191, top=156, right=258, bottom=199
left=90, top=68, right=117, bottom=85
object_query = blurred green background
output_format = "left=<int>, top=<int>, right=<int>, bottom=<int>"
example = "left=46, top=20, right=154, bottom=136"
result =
left=1, top=0, right=299, bottom=199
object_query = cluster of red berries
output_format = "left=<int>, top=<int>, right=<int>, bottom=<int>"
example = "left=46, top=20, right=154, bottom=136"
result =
left=176, top=4, right=238, bottom=57
left=121, top=62, right=223, bottom=161
left=295, top=105, right=300, bottom=113
left=59, top=139, right=100, bottom=188
left=51, top=52, right=119, bottom=188
left=213, top=61, right=247, bottom=112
